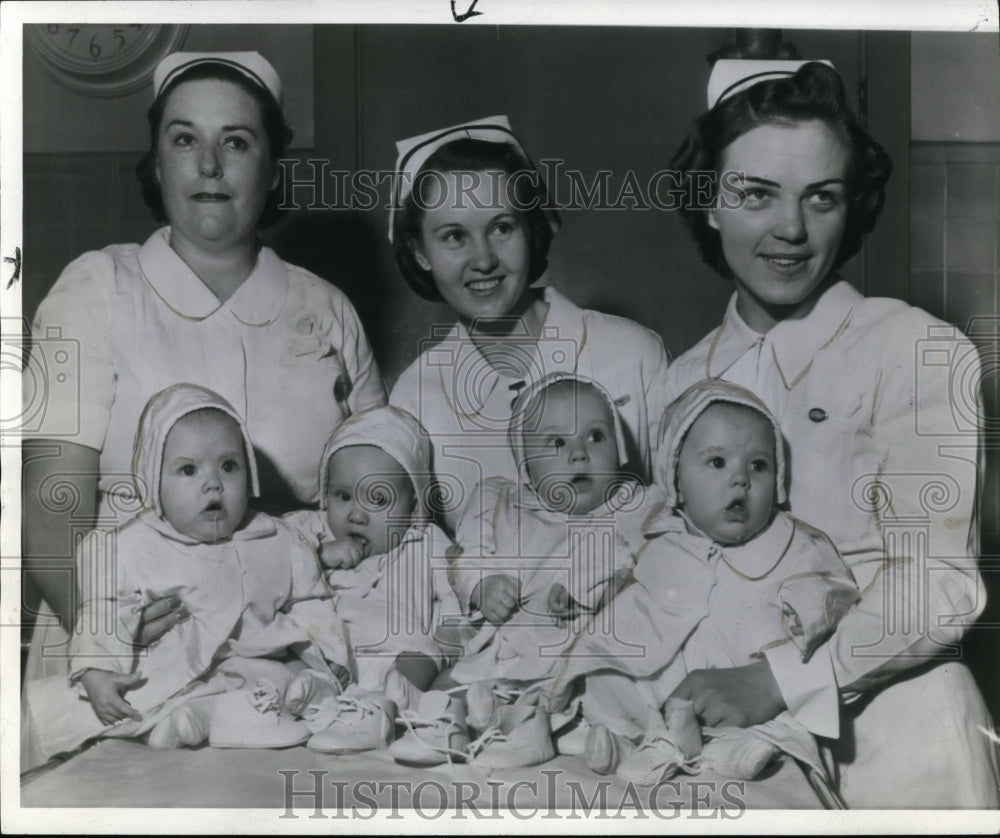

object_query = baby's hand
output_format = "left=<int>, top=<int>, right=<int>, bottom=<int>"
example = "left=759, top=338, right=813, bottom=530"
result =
left=548, top=583, right=574, bottom=619
left=472, top=574, right=520, bottom=625
left=79, top=669, right=144, bottom=726
left=320, top=538, right=364, bottom=570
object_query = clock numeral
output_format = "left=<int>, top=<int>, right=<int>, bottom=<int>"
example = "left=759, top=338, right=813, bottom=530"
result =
left=89, top=33, right=102, bottom=60
left=67, top=28, right=80, bottom=50
left=46, top=24, right=59, bottom=35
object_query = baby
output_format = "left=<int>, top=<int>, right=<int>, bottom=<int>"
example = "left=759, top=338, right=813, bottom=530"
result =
left=26, top=384, right=349, bottom=761
left=548, top=380, right=858, bottom=791
left=451, top=374, right=642, bottom=672
left=388, top=374, right=645, bottom=769
left=282, top=406, right=463, bottom=754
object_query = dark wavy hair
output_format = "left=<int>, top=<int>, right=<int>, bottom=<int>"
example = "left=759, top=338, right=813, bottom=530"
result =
left=392, top=138, right=555, bottom=301
left=671, top=61, right=892, bottom=278
left=135, top=62, right=293, bottom=230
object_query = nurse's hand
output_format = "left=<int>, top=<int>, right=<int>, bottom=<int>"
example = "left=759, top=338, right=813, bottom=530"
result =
left=670, top=660, right=786, bottom=728
left=471, top=574, right=520, bottom=626
left=134, top=596, right=189, bottom=646
left=80, top=669, right=144, bottom=726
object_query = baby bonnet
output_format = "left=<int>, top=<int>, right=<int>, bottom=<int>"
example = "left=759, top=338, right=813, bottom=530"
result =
left=507, top=372, right=628, bottom=486
left=131, top=383, right=261, bottom=516
left=656, top=379, right=787, bottom=508
left=317, top=406, right=432, bottom=519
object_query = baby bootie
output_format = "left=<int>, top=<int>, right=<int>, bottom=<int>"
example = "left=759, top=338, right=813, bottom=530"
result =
left=464, top=679, right=508, bottom=731
left=390, top=690, right=471, bottom=766
left=306, top=687, right=397, bottom=754
left=616, top=707, right=701, bottom=786
left=283, top=668, right=346, bottom=726
left=208, top=681, right=311, bottom=749
left=465, top=679, right=546, bottom=733
left=662, top=696, right=703, bottom=760
left=700, top=729, right=780, bottom=780
left=148, top=701, right=212, bottom=749
left=467, top=690, right=555, bottom=770
left=583, top=723, right=636, bottom=775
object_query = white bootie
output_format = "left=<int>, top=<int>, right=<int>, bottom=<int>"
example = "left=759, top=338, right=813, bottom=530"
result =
left=390, top=690, right=471, bottom=766
left=306, top=687, right=397, bottom=755
left=208, top=682, right=311, bottom=749
left=468, top=690, right=555, bottom=770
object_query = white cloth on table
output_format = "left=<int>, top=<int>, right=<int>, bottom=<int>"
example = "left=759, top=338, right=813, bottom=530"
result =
left=389, top=286, right=671, bottom=531
left=664, top=279, right=999, bottom=807
left=284, top=511, right=462, bottom=688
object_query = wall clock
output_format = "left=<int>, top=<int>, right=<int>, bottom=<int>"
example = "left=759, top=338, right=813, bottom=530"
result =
left=26, top=23, right=189, bottom=97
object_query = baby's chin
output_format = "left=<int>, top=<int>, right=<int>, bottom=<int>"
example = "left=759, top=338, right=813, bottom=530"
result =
left=170, top=513, right=245, bottom=544
left=703, top=515, right=773, bottom=546
left=185, top=525, right=240, bottom=544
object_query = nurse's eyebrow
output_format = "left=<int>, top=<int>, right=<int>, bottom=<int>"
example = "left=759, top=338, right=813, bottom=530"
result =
left=163, top=119, right=258, bottom=136
left=742, top=176, right=847, bottom=190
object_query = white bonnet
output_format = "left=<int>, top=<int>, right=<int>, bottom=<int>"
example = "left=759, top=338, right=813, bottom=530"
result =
left=131, top=383, right=260, bottom=516
left=655, top=379, right=787, bottom=509
left=508, top=372, right=628, bottom=487
left=317, top=406, right=432, bottom=520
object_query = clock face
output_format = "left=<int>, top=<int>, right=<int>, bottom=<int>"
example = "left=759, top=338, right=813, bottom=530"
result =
left=26, top=23, right=189, bottom=97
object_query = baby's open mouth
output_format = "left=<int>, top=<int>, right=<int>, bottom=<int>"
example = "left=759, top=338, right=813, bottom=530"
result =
left=349, top=533, right=371, bottom=558
left=203, top=500, right=225, bottom=514
left=724, top=498, right=748, bottom=521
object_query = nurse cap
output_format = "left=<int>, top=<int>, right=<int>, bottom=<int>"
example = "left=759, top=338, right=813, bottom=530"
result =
left=707, top=59, right=835, bottom=109
left=153, top=51, right=283, bottom=106
left=389, top=115, right=559, bottom=243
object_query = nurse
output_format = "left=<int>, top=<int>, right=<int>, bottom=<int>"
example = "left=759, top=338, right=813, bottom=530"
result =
left=388, top=116, right=671, bottom=531
left=665, top=59, right=999, bottom=807
left=23, top=52, right=385, bottom=675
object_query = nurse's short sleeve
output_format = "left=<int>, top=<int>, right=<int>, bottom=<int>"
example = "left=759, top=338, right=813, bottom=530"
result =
left=25, top=250, right=117, bottom=451
left=332, top=290, right=386, bottom=413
